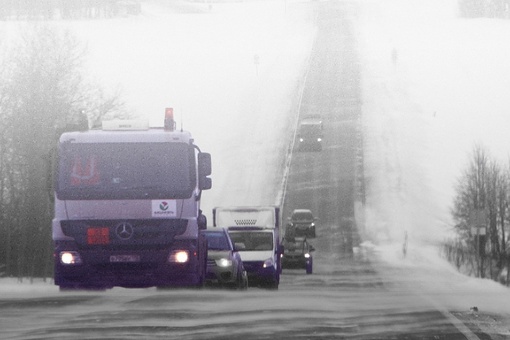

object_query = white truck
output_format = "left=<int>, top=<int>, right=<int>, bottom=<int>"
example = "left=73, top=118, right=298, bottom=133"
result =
left=212, top=206, right=282, bottom=289
left=53, top=109, right=212, bottom=290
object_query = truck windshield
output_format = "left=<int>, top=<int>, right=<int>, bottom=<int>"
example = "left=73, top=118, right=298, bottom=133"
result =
left=56, top=142, right=196, bottom=200
left=228, top=231, right=273, bottom=251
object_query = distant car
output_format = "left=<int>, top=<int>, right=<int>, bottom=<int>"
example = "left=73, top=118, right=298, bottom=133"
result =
left=288, top=209, right=317, bottom=238
left=297, top=116, right=323, bottom=151
left=202, top=229, right=248, bottom=290
left=281, top=237, right=315, bottom=274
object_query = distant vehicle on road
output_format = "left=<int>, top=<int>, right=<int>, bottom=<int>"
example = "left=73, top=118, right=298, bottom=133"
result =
left=297, top=115, right=323, bottom=151
left=202, top=229, right=248, bottom=290
left=287, top=209, right=317, bottom=238
left=281, top=237, right=314, bottom=274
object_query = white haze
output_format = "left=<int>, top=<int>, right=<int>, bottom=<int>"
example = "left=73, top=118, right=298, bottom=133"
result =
left=0, top=0, right=509, bottom=318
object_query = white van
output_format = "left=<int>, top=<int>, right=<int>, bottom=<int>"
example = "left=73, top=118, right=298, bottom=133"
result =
left=212, top=206, right=282, bottom=289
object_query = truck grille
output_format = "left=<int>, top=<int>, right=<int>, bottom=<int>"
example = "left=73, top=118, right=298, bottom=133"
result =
left=61, top=219, right=187, bottom=248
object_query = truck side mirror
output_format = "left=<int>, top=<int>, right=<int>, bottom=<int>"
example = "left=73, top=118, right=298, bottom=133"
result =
left=199, top=177, right=212, bottom=190
left=198, top=153, right=212, bottom=190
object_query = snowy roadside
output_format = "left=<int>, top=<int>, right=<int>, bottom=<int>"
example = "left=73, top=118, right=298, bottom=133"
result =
left=359, top=0, right=510, bottom=247
left=357, top=0, right=510, bottom=335
left=453, top=311, right=510, bottom=339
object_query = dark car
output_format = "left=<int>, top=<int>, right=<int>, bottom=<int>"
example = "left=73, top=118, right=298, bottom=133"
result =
left=202, top=229, right=248, bottom=289
left=287, top=209, right=317, bottom=238
left=297, top=116, right=323, bottom=151
left=281, top=237, right=314, bottom=274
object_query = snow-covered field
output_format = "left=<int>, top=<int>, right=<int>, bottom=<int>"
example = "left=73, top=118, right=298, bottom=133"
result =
left=0, top=0, right=509, bottom=327
left=358, top=0, right=510, bottom=319
left=361, top=0, right=510, bottom=249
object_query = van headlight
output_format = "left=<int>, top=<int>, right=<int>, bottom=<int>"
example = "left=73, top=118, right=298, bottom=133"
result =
left=263, top=257, right=274, bottom=268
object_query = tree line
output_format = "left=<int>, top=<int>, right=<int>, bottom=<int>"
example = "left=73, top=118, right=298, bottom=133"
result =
left=0, top=0, right=141, bottom=20
left=0, top=27, right=123, bottom=279
left=459, top=0, right=510, bottom=18
left=444, top=144, right=510, bottom=285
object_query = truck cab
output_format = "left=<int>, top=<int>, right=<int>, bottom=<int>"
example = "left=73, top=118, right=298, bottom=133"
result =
left=53, top=110, right=212, bottom=290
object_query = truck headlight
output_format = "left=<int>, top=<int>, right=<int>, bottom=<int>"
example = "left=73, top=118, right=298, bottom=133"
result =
left=168, top=250, right=190, bottom=263
left=60, top=251, right=82, bottom=265
left=216, top=258, right=232, bottom=267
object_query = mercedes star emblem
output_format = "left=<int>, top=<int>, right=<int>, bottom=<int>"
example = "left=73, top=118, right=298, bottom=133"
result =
left=115, top=222, right=134, bottom=240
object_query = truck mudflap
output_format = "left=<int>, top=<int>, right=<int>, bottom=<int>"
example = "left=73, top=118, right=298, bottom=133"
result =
left=54, top=237, right=207, bottom=289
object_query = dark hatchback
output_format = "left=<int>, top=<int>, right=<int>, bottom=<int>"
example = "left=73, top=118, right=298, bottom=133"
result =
left=297, top=116, right=323, bottom=152
left=281, top=237, right=314, bottom=274
left=288, top=209, right=317, bottom=238
left=202, top=229, right=248, bottom=289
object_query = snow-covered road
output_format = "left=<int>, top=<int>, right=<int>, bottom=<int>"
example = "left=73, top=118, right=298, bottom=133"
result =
left=1, top=0, right=509, bottom=338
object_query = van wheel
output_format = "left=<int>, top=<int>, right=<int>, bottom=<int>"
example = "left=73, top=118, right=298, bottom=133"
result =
left=262, top=278, right=279, bottom=290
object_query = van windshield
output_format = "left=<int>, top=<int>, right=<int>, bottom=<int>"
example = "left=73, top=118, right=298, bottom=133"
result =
left=228, top=231, right=273, bottom=251
left=56, top=142, right=196, bottom=200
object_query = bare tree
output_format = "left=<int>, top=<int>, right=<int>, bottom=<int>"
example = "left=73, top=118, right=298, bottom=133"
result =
left=0, top=25, right=123, bottom=278
left=450, top=144, right=510, bottom=284
left=452, top=144, right=489, bottom=278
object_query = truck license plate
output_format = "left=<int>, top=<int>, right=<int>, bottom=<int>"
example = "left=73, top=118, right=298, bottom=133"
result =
left=110, top=255, right=140, bottom=263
